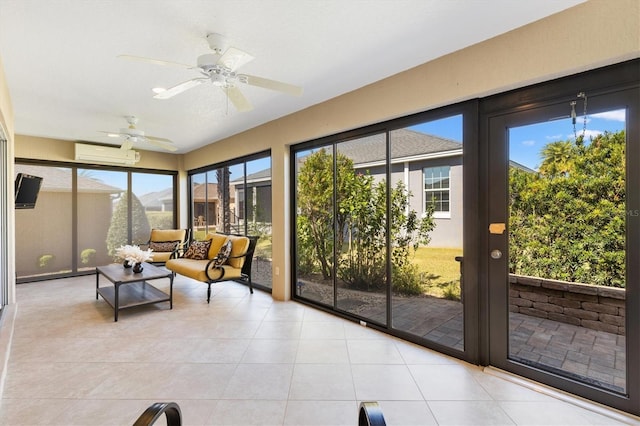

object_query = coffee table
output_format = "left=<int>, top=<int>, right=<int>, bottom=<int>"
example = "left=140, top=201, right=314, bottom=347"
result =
left=96, top=262, right=174, bottom=321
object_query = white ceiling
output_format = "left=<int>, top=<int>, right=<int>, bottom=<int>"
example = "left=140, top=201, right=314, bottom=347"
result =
left=0, top=0, right=584, bottom=154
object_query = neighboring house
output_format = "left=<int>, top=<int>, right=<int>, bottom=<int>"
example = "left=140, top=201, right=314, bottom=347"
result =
left=139, top=187, right=173, bottom=212
left=14, top=165, right=123, bottom=277
left=191, top=182, right=237, bottom=228
left=339, top=128, right=463, bottom=247
left=231, top=168, right=273, bottom=224
left=298, top=129, right=464, bottom=248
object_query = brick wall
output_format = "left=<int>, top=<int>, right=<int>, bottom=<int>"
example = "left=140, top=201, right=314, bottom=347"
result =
left=509, top=275, right=625, bottom=335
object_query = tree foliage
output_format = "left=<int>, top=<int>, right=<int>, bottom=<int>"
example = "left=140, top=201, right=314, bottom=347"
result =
left=297, top=148, right=435, bottom=294
left=106, top=192, right=151, bottom=257
left=509, top=131, right=626, bottom=287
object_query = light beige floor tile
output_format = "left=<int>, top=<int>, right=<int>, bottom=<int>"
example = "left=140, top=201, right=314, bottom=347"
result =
left=343, top=322, right=387, bottom=339
left=283, top=400, right=357, bottom=426
left=289, top=364, right=355, bottom=400
left=347, top=339, right=404, bottom=364
left=428, top=401, right=517, bottom=425
left=296, top=339, right=350, bottom=364
left=253, top=321, right=302, bottom=339
left=241, top=338, right=299, bottom=363
left=499, top=401, right=630, bottom=425
left=352, top=364, right=424, bottom=400
left=375, top=400, right=438, bottom=425
left=3, top=362, right=111, bottom=399
left=2, top=276, right=635, bottom=426
left=395, top=340, right=460, bottom=364
left=223, top=363, right=294, bottom=400
left=409, top=364, right=493, bottom=400
left=52, top=399, right=156, bottom=426
left=209, top=399, right=287, bottom=425
left=470, top=369, right=559, bottom=402
left=263, top=303, right=306, bottom=322
left=182, top=337, right=252, bottom=363
left=0, top=398, right=73, bottom=425
left=300, top=321, right=346, bottom=339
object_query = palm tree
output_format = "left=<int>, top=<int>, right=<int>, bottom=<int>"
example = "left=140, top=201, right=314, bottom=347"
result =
left=539, top=140, right=575, bottom=176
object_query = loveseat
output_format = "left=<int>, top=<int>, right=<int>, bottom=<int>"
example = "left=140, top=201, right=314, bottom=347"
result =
left=165, top=233, right=258, bottom=303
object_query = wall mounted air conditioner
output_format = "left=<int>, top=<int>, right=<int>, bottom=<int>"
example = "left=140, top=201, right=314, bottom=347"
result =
left=74, top=143, right=140, bottom=165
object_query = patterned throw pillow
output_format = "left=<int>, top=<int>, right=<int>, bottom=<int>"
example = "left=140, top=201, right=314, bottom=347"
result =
left=183, top=240, right=212, bottom=260
left=213, top=240, right=233, bottom=266
left=149, top=240, right=179, bottom=252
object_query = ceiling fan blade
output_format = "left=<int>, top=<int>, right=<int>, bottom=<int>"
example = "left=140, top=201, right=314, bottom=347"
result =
left=145, top=137, right=178, bottom=152
left=224, top=86, right=253, bottom=112
left=240, top=74, right=303, bottom=97
left=154, top=78, right=207, bottom=99
left=118, top=54, right=193, bottom=69
left=98, top=130, right=123, bottom=138
left=145, top=134, right=173, bottom=143
left=218, top=47, right=254, bottom=71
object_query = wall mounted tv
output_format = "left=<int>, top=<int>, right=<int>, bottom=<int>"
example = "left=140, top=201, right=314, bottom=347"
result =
left=15, top=173, right=43, bottom=209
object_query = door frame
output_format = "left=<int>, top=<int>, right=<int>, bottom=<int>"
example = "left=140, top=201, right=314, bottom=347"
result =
left=479, top=59, right=640, bottom=414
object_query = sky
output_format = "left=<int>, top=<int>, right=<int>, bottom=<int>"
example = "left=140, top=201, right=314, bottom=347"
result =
left=509, top=109, right=626, bottom=170
left=410, top=109, right=626, bottom=171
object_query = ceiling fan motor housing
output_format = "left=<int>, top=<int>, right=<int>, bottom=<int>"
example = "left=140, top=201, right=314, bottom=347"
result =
left=197, top=54, right=220, bottom=72
left=206, top=33, right=228, bottom=55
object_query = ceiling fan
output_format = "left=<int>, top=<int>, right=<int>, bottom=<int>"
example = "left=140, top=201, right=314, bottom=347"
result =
left=119, top=33, right=303, bottom=112
left=100, top=116, right=177, bottom=152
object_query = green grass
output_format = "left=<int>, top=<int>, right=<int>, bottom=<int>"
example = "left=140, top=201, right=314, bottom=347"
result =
left=412, top=247, right=463, bottom=299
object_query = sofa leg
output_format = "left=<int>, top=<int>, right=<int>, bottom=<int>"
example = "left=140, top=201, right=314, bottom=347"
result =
left=207, top=284, right=212, bottom=303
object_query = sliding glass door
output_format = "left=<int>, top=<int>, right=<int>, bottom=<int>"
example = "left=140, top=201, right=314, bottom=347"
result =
left=293, top=106, right=472, bottom=356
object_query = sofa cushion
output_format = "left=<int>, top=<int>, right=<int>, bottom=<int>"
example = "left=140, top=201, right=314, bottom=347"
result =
left=226, top=235, right=250, bottom=269
left=150, top=229, right=187, bottom=243
left=150, top=251, right=173, bottom=263
left=206, top=233, right=229, bottom=260
left=165, top=258, right=243, bottom=282
left=183, top=240, right=211, bottom=260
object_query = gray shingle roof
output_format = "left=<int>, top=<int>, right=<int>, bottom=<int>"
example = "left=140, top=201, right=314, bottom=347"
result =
left=15, top=165, right=122, bottom=193
left=337, top=128, right=461, bottom=164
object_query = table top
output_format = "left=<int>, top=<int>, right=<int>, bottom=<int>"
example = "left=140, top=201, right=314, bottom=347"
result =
left=96, top=262, right=172, bottom=284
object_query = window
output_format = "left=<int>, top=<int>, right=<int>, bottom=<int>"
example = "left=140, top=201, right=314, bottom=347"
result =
left=15, top=162, right=177, bottom=282
left=424, top=166, right=450, bottom=218
left=188, top=151, right=272, bottom=291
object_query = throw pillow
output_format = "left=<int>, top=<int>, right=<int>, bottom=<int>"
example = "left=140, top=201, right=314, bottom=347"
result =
left=149, top=240, right=179, bottom=252
left=183, top=240, right=212, bottom=260
left=213, top=240, right=233, bottom=266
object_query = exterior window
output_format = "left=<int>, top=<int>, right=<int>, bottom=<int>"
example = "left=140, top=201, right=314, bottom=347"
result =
left=424, top=166, right=450, bottom=218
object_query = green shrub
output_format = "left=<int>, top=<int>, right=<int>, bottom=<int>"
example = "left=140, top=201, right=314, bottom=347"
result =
left=38, top=254, right=54, bottom=268
left=80, top=248, right=96, bottom=265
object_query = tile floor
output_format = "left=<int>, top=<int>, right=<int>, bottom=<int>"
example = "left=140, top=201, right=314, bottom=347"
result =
left=0, top=274, right=638, bottom=425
